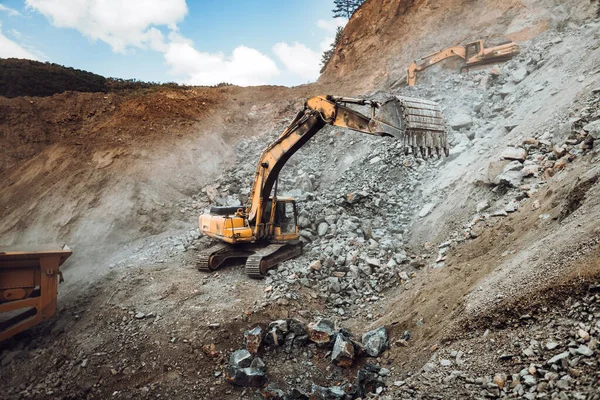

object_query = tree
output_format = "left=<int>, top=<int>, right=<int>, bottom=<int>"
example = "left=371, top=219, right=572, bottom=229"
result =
left=320, top=26, right=344, bottom=73
left=332, top=0, right=366, bottom=19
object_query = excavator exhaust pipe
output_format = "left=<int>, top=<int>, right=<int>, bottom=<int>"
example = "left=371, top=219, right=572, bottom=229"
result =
left=373, top=96, right=449, bottom=157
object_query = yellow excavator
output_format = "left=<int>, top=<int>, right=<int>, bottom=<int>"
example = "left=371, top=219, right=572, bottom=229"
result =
left=407, top=39, right=520, bottom=86
left=198, top=95, right=447, bottom=278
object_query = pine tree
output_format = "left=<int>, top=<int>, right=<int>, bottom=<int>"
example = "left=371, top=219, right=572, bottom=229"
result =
left=320, top=26, right=344, bottom=73
left=332, top=0, right=366, bottom=19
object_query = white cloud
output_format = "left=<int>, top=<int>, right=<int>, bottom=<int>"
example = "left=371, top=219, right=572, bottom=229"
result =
left=24, top=1, right=346, bottom=86
left=25, top=0, right=187, bottom=53
left=271, top=18, right=347, bottom=84
left=164, top=40, right=280, bottom=86
left=272, top=42, right=320, bottom=81
left=0, top=25, right=38, bottom=59
left=9, top=28, right=21, bottom=39
left=317, top=18, right=347, bottom=51
left=0, top=4, right=21, bottom=17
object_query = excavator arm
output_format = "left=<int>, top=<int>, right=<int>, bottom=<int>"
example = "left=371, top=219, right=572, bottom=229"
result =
left=407, top=46, right=466, bottom=86
left=245, top=95, right=447, bottom=230
left=407, top=40, right=519, bottom=86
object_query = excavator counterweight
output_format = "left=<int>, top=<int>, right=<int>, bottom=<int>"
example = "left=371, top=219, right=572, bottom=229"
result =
left=198, top=95, right=447, bottom=278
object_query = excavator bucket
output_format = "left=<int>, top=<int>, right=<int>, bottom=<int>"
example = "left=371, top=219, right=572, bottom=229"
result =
left=0, top=245, right=72, bottom=342
left=374, top=96, right=449, bottom=157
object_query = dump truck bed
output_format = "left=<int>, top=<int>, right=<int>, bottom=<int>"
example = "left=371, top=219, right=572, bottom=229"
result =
left=0, top=245, right=72, bottom=342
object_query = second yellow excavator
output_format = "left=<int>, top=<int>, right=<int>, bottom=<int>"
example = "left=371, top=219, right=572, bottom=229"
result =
left=407, top=39, right=520, bottom=86
left=198, top=95, right=447, bottom=278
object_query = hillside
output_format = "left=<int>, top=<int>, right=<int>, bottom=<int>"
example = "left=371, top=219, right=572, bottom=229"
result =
left=319, top=0, right=594, bottom=91
left=1, top=0, right=600, bottom=399
left=0, top=59, right=107, bottom=98
left=0, top=59, right=187, bottom=98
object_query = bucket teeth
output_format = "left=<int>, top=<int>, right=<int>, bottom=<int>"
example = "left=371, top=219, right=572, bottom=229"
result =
left=391, top=96, right=448, bottom=158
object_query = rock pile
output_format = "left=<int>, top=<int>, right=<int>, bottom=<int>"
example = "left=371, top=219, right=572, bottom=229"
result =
left=226, top=319, right=389, bottom=398
left=387, top=285, right=600, bottom=399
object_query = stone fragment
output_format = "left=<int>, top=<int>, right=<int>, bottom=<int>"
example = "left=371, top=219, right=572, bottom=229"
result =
left=491, top=209, right=508, bottom=217
left=202, top=343, right=219, bottom=358
left=522, top=137, right=539, bottom=146
left=523, top=375, right=536, bottom=386
left=317, top=222, right=328, bottom=237
left=476, top=200, right=490, bottom=213
left=308, top=319, right=336, bottom=346
left=284, top=322, right=309, bottom=353
left=521, top=164, right=539, bottom=177
left=578, top=329, right=590, bottom=341
left=440, top=359, right=452, bottom=366
left=230, top=349, right=253, bottom=368
left=505, top=200, right=518, bottom=213
left=547, top=351, right=569, bottom=364
left=227, top=366, right=267, bottom=387
left=309, top=260, right=321, bottom=271
left=135, top=312, right=145, bottom=319
left=354, top=367, right=385, bottom=398
left=575, top=345, right=594, bottom=357
left=418, top=203, right=435, bottom=217
left=554, top=156, right=569, bottom=171
left=244, top=326, right=263, bottom=354
left=332, top=333, right=355, bottom=367
left=499, top=82, right=516, bottom=96
left=545, top=342, right=559, bottom=350
left=260, top=384, right=286, bottom=399
left=512, top=67, right=528, bottom=83
left=583, top=119, right=600, bottom=139
left=310, top=385, right=345, bottom=400
left=553, top=145, right=566, bottom=158
left=362, top=327, right=388, bottom=357
left=251, top=357, right=266, bottom=371
left=366, top=257, right=379, bottom=267
left=501, top=147, right=527, bottom=162
left=448, top=113, right=473, bottom=130
left=495, top=171, right=523, bottom=187
left=264, top=320, right=288, bottom=347
left=493, top=373, right=506, bottom=389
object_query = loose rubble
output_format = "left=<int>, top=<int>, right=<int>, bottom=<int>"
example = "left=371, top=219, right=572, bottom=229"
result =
left=229, top=320, right=389, bottom=398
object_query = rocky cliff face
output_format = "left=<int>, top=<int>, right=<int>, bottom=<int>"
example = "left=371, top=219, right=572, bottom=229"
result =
left=319, top=0, right=595, bottom=92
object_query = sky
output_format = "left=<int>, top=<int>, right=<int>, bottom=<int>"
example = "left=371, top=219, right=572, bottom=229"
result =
left=0, top=0, right=347, bottom=86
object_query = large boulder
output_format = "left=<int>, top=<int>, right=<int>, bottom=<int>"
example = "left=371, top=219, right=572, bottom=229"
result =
left=362, top=327, right=388, bottom=357
left=501, top=147, right=527, bottom=162
left=448, top=113, right=473, bottom=130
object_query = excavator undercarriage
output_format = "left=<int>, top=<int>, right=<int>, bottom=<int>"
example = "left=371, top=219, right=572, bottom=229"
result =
left=197, top=241, right=303, bottom=278
left=198, top=95, right=447, bottom=278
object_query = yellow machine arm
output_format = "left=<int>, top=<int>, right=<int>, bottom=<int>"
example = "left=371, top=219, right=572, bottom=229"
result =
left=245, top=95, right=447, bottom=225
left=407, top=46, right=466, bottom=86
left=406, top=40, right=519, bottom=86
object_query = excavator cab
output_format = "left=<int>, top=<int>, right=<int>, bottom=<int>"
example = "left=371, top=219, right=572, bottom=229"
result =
left=271, top=198, right=298, bottom=240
